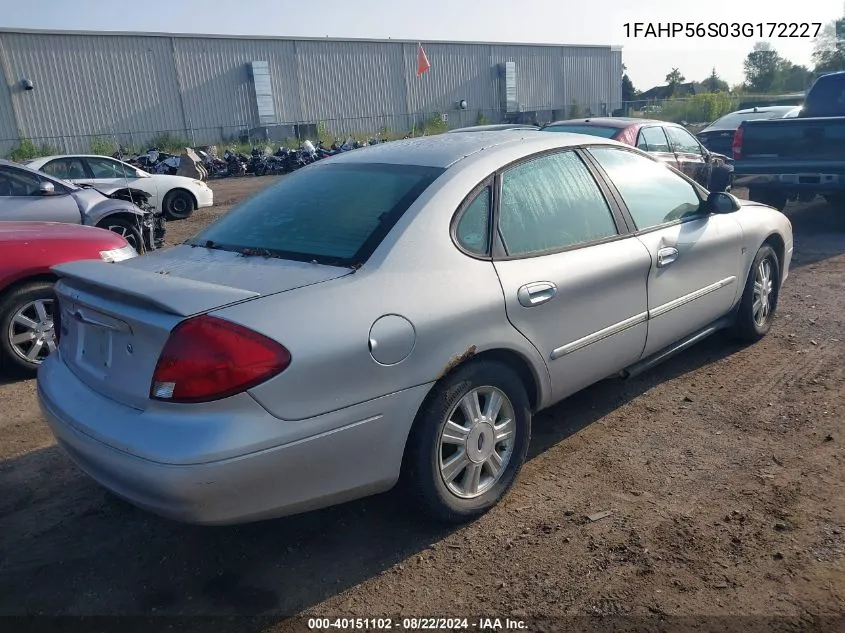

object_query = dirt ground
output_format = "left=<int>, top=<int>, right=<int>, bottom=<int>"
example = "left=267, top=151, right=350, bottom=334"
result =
left=0, top=175, right=843, bottom=629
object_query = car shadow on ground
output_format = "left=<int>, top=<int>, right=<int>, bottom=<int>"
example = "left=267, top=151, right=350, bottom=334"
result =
left=0, top=331, right=748, bottom=624
left=785, top=198, right=845, bottom=269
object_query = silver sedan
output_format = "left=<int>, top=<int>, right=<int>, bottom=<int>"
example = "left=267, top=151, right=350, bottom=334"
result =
left=37, top=131, right=793, bottom=525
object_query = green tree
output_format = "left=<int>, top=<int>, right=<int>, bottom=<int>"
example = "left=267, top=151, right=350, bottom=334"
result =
left=703, top=67, right=729, bottom=93
left=622, top=73, right=638, bottom=101
left=812, top=12, right=845, bottom=74
left=775, top=62, right=813, bottom=91
left=743, top=42, right=786, bottom=93
left=665, top=68, right=685, bottom=96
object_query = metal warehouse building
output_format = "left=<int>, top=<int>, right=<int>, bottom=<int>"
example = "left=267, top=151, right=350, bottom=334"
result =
left=0, top=28, right=622, bottom=154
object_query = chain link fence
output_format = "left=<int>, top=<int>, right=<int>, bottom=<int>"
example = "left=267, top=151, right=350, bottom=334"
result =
left=1, top=93, right=804, bottom=160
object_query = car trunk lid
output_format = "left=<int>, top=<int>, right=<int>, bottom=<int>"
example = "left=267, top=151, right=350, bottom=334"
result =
left=53, top=248, right=353, bottom=410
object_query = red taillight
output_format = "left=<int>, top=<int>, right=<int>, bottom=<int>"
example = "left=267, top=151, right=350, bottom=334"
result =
left=150, top=315, right=291, bottom=403
left=732, top=126, right=743, bottom=160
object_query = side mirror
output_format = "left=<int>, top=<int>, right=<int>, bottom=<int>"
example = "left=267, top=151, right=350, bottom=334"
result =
left=707, top=191, right=740, bottom=214
left=135, top=169, right=148, bottom=178
left=39, top=181, right=55, bottom=196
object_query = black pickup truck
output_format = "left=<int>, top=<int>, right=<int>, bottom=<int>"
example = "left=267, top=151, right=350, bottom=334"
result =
left=732, top=71, right=845, bottom=210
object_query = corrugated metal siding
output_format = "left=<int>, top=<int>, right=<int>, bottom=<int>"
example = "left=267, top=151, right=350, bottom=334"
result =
left=0, top=31, right=622, bottom=150
left=0, top=32, right=185, bottom=152
left=172, top=36, right=301, bottom=141
left=297, top=40, right=407, bottom=134
left=0, top=36, right=20, bottom=156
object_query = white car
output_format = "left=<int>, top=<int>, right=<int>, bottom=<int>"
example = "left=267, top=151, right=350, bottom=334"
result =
left=26, top=154, right=213, bottom=220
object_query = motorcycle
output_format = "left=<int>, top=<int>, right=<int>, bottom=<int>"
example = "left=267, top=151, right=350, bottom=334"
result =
left=223, top=149, right=248, bottom=177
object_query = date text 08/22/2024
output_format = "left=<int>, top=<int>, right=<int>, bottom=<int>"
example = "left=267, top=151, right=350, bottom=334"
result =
left=622, top=22, right=822, bottom=38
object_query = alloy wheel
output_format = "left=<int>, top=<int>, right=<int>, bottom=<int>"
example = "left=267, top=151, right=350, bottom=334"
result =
left=753, top=257, right=774, bottom=327
left=8, top=298, right=56, bottom=364
left=438, top=386, right=516, bottom=499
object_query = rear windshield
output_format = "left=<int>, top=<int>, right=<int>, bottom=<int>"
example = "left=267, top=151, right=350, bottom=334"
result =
left=703, top=110, right=791, bottom=131
left=541, top=125, right=619, bottom=139
left=188, top=162, right=443, bottom=266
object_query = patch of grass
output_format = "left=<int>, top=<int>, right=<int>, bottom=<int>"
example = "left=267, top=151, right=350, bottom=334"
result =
left=147, top=132, right=191, bottom=153
left=89, top=136, right=116, bottom=156
left=7, top=135, right=59, bottom=161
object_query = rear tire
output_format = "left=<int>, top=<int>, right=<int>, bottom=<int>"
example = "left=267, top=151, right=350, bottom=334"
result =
left=162, top=189, right=195, bottom=221
left=0, top=281, right=57, bottom=376
left=732, top=244, right=780, bottom=342
left=748, top=188, right=788, bottom=211
left=402, top=360, right=531, bottom=524
left=98, top=217, right=144, bottom=254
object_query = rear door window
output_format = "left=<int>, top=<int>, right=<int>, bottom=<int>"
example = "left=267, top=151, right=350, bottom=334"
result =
left=636, top=127, right=671, bottom=152
left=497, top=151, right=618, bottom=256
left=190, top=162, right=443, bottom=266
left=42, top=158, right=88, bottom=180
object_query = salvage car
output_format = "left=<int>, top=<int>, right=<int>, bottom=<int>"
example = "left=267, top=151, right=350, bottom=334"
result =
left=0, top=222, right=136, bottom=374
left=38, top=131, right=793, bottom=526
left=0, top=160, right=163, bottom=252
left=541, top=118, right=734, bottom=192
left=26, top=154, right=213, bottom=220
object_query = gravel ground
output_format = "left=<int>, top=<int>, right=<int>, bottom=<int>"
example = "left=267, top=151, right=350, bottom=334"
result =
left=0, top=176, right=842, bottom=629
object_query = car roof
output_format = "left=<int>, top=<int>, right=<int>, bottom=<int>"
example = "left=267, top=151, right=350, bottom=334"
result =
left=26, top=154, right=118, bottom=165
left=449, top=124, right=539, bottom=133
left=323, top=130, right=619, bottom=168
left=543, top=117, right=666, bottom=129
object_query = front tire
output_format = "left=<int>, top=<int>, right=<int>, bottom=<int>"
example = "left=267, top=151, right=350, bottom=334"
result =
left=0, top=281, right=57, bottom=375
left=98, top=217, right=144, bottom=254
left=732, top=244, right=780, bottom=342
left=402, top=360, right=531, bottom=524
left=162, top=189, right=195, bottom=221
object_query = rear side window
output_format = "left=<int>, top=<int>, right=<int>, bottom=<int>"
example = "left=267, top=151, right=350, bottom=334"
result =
left=455, top=187, right=491, bottom=255
left=189, top=163, right=443, bottom=266
left=498, top=151, right=617, bottom=256
left=637, top=127, right=671, bottom=152
left=542, top=125, right=619, bottom=139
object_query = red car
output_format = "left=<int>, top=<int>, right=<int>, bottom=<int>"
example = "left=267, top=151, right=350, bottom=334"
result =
left=541, top=117, right=734, bottom=192
left=0, top=222, right=137, bottom=375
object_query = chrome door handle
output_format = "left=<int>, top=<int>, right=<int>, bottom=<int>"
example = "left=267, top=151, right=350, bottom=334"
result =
left=656, top=247, right=679, bottom=268
left=517, top=282, right=557, bottom=307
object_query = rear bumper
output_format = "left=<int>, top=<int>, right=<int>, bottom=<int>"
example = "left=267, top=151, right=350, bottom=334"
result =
left=37, top=354, right=430, bottom=525
left=733, top=171, right=845, bottom=192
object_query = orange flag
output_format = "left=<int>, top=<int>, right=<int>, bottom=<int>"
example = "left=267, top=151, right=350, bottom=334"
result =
left=416, top=43, right=431, bottom=76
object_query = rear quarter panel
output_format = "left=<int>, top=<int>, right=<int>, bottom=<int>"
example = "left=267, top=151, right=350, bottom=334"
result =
left=214, top=150, right=555, bottom=421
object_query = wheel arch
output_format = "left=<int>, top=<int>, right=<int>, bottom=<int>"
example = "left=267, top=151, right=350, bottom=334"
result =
left=762, top=232, right=786, bottom=272
left=0, top=273, right=57, bottom=304
left=165, top=187, right=198, bottom=208
left=398, top=347, right=542, bottom=469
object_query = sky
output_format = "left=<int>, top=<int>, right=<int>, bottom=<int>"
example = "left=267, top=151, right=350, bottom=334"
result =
left=2, top=0, right=843, bottom=91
